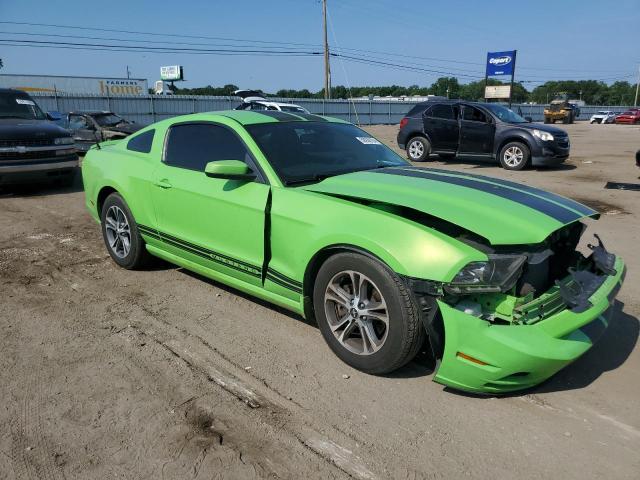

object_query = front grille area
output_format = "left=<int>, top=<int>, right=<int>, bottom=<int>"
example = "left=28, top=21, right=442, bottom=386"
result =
left=0, top=138, right=55, bottom=148
left=0, top=150, right=59, bottom=161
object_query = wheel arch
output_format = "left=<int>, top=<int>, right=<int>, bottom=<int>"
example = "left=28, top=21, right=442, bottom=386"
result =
left=494, top=134, right=532, bottom=158
left=96, top=185, right=119, bottom=216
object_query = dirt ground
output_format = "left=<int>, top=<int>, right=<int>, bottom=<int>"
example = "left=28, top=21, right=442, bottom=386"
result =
left=1, top=122, right=639, bottom=479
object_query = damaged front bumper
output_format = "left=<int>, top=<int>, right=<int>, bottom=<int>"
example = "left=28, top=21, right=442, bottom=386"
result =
left=432, top=254, right=626, bottom=394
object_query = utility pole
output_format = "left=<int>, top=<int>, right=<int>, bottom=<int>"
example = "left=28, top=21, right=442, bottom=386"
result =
left=126, top=65, right=131, bottom=79
left=322, top=0, right=331, bottom=99
left=635, top=65, right=640, bottom=107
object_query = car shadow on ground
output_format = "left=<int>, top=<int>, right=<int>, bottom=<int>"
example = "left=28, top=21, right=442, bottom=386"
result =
left=177, top=267, right=440, bottom=379
left=0, top=171, right=84, bottom=198
left=532, top=300, right=638, bottom=394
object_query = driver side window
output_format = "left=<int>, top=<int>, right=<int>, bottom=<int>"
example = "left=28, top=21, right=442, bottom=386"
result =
left=164, top=123, right=250, bottom=172
left=463, top=106, right=488, bottom=123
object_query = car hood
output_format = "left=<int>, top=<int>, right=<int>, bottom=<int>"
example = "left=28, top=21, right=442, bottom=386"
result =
left=0, top=118, right=70, bottom=140
left=302, top=166, right=598, bottom=245
left=507, top=122, right=567, bottom=136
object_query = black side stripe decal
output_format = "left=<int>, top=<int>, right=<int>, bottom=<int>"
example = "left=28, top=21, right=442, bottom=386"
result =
left=137, top=224, right=303, bottom=293
left=267, top=268, right=303, bottom=292
left=138, top=224, right=261, bottom=278
left=412, top=167, right=597, bottom=217
left=377, top=168, right=582, bottom=224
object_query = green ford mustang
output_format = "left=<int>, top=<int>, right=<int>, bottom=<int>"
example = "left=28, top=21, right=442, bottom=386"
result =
left=82, top=110, right=626, bottom=394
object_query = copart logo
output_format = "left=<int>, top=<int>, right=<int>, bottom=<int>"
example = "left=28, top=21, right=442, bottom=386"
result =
left=489, top=56, right=512, bottom=66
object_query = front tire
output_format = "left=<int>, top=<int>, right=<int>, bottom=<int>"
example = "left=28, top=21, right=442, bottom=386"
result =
left=101, top=192, right=151, bottom=269
left=313, top=252, right=425, bottom=374
left=406, top=136, right=430, bottom=162
left=499, top=141, right=530, bottom=170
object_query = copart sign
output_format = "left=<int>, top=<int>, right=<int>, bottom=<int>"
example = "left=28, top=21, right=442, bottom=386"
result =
left=486, top=51, right=516, bottom=76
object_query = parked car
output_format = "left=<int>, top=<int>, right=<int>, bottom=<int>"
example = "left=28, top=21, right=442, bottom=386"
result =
left=589, top=111, right=617, bottom=124
left=636, top=150, right=640, bottom=169
left=67, top=111, right=142, bottom=153
left=615, top=109, right=640, bottom=125
left=234, top=89, right=310, bottom=114
left=81, top=110, right=625, bottom=394
left=398, top=101, right=570, bottom=170
left=0, top=88, right=78, bottom=186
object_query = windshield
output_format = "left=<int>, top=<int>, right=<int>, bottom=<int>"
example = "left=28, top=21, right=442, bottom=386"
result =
left=0, top=92, right=46, bottom=120
left=246, top=122, right=409, bottom=185
left=279, top=105, right=307, bottom=113
left=93, top=113, right=125, bottom=126
left=483, top=104, right=527, bottom=123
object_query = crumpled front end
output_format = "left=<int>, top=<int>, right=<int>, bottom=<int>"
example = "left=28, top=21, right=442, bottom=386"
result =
left=428, top=231, right=626, bottom=394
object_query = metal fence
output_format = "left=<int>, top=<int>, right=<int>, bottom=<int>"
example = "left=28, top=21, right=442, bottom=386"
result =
left=30, top=92, right=637, bottom=126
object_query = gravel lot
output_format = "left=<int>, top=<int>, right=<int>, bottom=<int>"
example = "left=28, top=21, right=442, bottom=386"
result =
left=1, top=121, right=638, bottom=479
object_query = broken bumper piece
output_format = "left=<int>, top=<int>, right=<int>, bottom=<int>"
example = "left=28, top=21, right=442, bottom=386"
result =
left=433, top=256, right=626, bottom=394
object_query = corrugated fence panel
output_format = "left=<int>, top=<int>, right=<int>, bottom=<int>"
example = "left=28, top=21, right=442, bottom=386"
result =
left=29, top=93, right=637, bottom=126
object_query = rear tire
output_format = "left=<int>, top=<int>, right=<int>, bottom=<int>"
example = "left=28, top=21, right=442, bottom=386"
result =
left=499, top=141, right=530, bottom=170
left=313, top=252, right=425, bottom=374
left=406, top=136, right=430, bottom=162
left=101, top=192, right=152, bottom=269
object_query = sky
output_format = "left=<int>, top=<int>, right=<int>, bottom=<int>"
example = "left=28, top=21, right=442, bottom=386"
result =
left=0, top=0, right=639, bottom=93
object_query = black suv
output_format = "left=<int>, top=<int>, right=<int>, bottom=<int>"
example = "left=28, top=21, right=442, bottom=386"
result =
left=0, top=89, right=78, bottom=186
left=397, top=101, right=570, bottom=170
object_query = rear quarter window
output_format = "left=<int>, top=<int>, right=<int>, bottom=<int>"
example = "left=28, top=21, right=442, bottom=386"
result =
left=127, top=129, right=155, bottom=153
left=406, top=104, right=428, bottom=117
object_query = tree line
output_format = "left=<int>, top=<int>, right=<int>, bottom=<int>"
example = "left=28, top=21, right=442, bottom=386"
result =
left=174, top=78, right=638, bottom=105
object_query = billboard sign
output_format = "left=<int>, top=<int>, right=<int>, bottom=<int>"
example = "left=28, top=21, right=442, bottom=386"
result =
left=486, top=51, right=516, bottom=76
left=484, top=85, right=512, bottom=99
left=160, top=65, right=184, bottom=81
left=0, top=74, right=148, bottom=95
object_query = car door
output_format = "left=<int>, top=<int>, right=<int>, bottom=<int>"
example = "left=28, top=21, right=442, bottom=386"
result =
left=151, top=122, right=270, bottom=286
left=68, top=114, right=97, bottom=150
left=422, top=103, right=460, bottom=152
left=459, top=105, right=495, bottom=155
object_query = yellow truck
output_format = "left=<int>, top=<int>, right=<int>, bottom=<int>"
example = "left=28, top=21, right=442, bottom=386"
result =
left=544, top=99, right=579, bottom=124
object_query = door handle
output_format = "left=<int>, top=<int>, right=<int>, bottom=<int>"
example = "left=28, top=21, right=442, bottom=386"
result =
left=155, top=179, right=172, bottom=189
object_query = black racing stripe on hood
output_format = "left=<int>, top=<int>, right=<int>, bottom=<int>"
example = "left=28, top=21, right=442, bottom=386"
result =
left=416, top=167, right=597, bottom=217
left=377, top=168, right=582, bottom=224
left=294, top=113, right=328, bottom=122
left=256, top=111, right=306, bottom=122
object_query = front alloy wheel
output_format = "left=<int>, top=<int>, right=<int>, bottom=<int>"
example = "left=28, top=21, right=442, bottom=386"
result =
left=324, top=270, right=389, bottom=355
left=499, top=141, right=530, bottom=170
left=313, top=252, right=425, bottom=374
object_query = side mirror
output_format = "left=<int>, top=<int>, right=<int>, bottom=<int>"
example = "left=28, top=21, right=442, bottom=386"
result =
left=205, top=160, right=256, bottom=181
left=525, top=116, right=533, bottom=123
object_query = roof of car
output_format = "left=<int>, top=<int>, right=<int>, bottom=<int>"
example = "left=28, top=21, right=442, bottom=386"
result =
left=172, top=110, right=345, bottom=126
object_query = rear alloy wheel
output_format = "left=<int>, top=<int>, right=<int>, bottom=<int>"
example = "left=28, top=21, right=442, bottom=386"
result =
left=101, top=193, right=151, bottom=269
left=406, top=137, right=430, bottom=162
left=499, top=142, right=530, bottom=170
left=313, top=252, right=424, bottom=374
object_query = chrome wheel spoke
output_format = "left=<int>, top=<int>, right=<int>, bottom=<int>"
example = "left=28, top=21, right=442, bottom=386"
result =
left=324, top=269, right=389, bottom=356
left=105, top=205, right=131, bottom=259
left=326, top=283, right=352, bottom=308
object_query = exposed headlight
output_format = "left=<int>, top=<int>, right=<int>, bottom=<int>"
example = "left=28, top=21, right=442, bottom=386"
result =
left=445, top=254, right=527, bottom=294
left=532, top=129, right=554, bottom=142
left=54, top=136, right=74, bottom=145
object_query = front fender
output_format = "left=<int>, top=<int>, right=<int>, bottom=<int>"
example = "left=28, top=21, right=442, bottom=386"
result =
left=268, top=187, right=485, bottom=287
